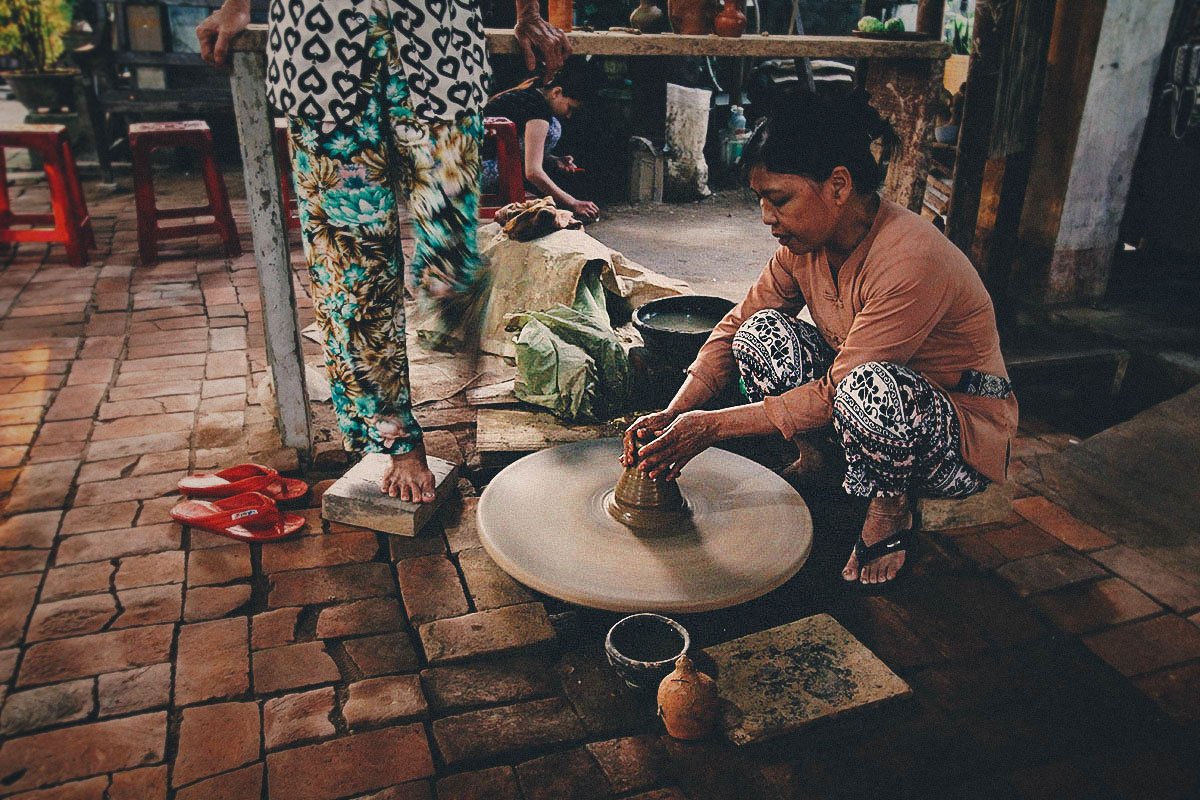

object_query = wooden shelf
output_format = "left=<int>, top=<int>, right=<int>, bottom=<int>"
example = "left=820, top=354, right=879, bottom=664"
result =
left=231, top=26, right=950, bottom=60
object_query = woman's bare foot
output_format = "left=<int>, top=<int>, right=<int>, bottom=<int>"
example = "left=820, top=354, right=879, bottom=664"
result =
left=842, top=495, right=911, bottom=585
left=380, top=446, right=437, bottom=502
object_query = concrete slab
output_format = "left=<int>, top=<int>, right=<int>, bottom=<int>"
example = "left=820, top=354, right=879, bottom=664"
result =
left=919, top=480, right=1018, bottom=531
left=322, top=454, right=460, bottom=537
left=703, top=613, right=911, bottom=746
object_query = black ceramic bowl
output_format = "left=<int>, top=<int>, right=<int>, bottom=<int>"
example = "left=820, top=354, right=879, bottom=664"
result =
left=605, top=613, right=691, bottom=691
left=633, top=295, right=736, bottom=367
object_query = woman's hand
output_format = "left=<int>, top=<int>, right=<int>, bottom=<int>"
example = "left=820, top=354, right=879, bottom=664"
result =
left=197, top=0, right=250, bottom=69
left=621, top=409, right=677, bottom=466
left=635, top=411, right=721, bottom=481
left=554, top=155, right=580, bottom=172
left=569, top=199, right=599, bottom=221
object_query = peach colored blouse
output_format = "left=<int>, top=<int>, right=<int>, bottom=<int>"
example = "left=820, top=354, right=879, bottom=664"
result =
left=688, top=198, right=1017, bottom=482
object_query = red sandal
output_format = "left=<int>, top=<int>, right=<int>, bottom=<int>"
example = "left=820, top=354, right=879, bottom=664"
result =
left=177, top=463, right=308, bottom=502
left=169, top=491, right=306, bottom=542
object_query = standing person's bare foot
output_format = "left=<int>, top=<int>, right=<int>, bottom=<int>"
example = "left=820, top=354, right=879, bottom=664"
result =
left=841, top=494, right=913, bottom=585
left=380, top=444, right=437, bottom=502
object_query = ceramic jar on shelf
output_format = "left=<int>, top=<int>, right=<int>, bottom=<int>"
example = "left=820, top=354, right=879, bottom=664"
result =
left=630, top=0, right=666, bottom=33
left=713, top=0, right=747, bottom=38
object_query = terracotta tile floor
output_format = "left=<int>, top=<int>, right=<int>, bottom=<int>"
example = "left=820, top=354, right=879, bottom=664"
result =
left=0, top=167, right=1197, bottom=799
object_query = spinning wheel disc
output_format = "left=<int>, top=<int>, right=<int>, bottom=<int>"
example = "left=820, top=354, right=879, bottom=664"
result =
left=478, top=438, right=813, bottom=613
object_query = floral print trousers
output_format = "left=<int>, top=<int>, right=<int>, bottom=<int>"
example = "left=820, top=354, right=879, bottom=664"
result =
left=284, top=10, right=483, bottom=455
left=732, top=309, right=990, bottom=499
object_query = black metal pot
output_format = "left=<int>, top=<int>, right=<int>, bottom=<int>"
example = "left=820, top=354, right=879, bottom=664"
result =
left=632, top=294, right=736, bottom=367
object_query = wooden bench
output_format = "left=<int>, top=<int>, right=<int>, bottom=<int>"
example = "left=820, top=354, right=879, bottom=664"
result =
left=73, top=0, right=269, bottom=182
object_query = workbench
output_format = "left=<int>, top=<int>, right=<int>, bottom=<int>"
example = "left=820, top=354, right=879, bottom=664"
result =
left=227, top=27, right=949, bottom=456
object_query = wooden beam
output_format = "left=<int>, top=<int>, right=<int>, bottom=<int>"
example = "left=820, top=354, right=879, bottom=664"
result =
left=230, top=51, right=312, bottom=454
left=231, top=26, right=949, bottom=60
left=916, top=0, right=945, bottom=39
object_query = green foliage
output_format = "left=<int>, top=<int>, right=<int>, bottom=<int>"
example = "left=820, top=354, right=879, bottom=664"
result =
left=0, top=0, right=73, bottom=72
left=856, top=16, right=885, bottom=34
left=945, top=12, right=971, bottom=55
left=884, top=17, right=905, bottom=33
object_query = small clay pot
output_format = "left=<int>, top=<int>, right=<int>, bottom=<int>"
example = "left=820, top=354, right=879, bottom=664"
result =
left=657, top=654, right=719, bottom=739
left=713, top=0, right=747, bottom=38
left=630, top=0, right=665, bottom=32
left=605, top=613, right=690, bottom=690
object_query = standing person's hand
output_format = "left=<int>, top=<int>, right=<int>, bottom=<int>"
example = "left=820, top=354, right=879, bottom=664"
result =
left=197, top=0, right=251, bottom=70
left=514, top=1, right=572, bottom=81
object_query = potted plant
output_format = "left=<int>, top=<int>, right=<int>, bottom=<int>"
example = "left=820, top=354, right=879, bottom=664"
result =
left=942, top=11, right=971, bottom=95
left=0, top=0, right=79, bottom=113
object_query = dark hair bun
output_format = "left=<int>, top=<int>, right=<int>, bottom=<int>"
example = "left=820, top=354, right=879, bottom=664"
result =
left=741, top=90, right=899, bottom=192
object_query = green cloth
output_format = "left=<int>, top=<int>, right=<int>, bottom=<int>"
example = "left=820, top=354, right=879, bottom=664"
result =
left=507, top=264, right=631, bottom=421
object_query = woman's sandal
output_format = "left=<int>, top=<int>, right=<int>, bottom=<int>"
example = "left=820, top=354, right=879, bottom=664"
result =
left=177, top=463, right=308, bottom=502
left=849, top=499, right=922, bottom=590
left=169, top=491, right=306, bottom=542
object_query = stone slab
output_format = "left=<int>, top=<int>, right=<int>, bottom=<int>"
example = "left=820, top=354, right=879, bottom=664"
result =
left=322, top=453, right=460, bottom=537
left=919, top=480, right=1016, bottom=531
left=703, top=613, right=911, bottom=746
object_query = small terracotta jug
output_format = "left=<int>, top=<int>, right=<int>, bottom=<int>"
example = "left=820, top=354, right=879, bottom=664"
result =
left=630, top=0, right=665, bottom=32
left=713, top=0, right=747, bottom=38
left=657, top=655, right=719, bottom=740
left=668, top=0, right=712, bottom=35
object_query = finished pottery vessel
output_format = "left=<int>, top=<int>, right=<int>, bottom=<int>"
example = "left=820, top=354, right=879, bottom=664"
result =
left=657, top=654, right=719, bottom=739
left=713, top=0, right=747, bottom=38
left=630, top=0, right=666, bottom=32
left=605, top=613, right=690, bottom=690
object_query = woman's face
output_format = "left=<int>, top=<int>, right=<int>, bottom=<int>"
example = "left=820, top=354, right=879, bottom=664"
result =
left=546, top=87, right=582, bottom=119
left=749, top=165, right=841, bottom=255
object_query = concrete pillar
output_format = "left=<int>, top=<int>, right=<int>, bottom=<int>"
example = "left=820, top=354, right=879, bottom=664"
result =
left=1015, top=0, right=1175, bottom=305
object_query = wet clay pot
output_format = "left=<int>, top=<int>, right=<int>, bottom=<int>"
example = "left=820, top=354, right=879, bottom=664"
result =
left=630, top=0, right=665, bottom=32
left=713, top=0, right=747, bottom=38
left=668, top=0, right=714, bottom=35
left=657, top=654, right=719, bottom=739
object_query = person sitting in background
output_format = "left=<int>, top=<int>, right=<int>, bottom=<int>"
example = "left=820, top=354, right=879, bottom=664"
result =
left=482, top=62, right=600, bottom=221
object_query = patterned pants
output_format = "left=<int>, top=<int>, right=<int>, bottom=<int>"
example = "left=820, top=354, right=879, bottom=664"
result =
left=285, top=12, right=483, bottom=455
left=732, top=309, right=989, bottom=499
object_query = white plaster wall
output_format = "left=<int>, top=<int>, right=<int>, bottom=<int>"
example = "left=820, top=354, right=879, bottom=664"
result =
left=1056, top=0, right=1174, bottom=252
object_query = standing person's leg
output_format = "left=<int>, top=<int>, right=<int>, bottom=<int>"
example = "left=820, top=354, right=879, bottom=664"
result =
left=833, top=361, right=989, bottom=584
left=397, top=109, right=486, bottom=344
left=286, top=90, right=434, bottom=500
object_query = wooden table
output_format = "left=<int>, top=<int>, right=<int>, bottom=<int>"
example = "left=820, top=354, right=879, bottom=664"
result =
left=227, top=27, right=948, bottom=456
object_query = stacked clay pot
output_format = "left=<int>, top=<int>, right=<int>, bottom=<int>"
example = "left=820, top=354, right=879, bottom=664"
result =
left=669, top=0, right=716, bottom=35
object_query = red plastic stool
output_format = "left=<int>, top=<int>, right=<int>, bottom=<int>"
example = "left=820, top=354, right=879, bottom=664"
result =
left=481, top=117, right=525, bottom=220
left=273, top=118, right=300, bottom=230
left=129, top=120, right=241, bottom=266
left=0, top=124, right=95, bottom=267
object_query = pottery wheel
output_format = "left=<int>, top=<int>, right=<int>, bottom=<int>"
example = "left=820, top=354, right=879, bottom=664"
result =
left=478, top=438, right=813, bottom=613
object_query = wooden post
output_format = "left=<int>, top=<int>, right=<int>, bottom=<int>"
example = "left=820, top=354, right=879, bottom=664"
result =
left=915, top=0, right=945, bottom=38
left=229, top=50, right=312, bottom=454
left=864, top=57, right=944, bottom=213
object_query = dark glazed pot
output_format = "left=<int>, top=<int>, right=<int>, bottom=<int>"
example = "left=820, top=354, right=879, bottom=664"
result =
left=605, top=613, right=690, bottom=690
left=633, top=294, right=736, bottom=367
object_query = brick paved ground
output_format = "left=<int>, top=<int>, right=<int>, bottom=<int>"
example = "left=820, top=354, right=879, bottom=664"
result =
left=0, top=167, right=1198, bottom=799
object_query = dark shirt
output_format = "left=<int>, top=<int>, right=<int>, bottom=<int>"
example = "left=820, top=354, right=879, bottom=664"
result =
left=482, top=88, right=553, bottom=138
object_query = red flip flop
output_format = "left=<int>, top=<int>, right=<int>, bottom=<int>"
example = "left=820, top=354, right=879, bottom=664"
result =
left=169, top=491, right=306, bottom=542
left=177, top=463, right=308, bottom=502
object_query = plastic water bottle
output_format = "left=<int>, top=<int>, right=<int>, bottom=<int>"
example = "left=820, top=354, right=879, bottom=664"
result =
left=728, top=105, right=747, bottom=134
